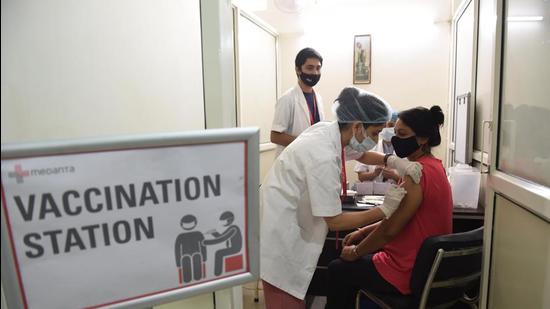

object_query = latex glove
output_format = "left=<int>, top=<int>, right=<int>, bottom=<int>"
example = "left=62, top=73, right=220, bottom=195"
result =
left=378, top=185, right=407, bottom=218
left=386, top=155, right=423, bottom=184
left=382, top=168, right=400, bottom=181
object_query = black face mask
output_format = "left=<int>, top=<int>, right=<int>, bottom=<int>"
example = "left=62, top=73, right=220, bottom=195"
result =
left=391, top=135, right=420, bottom=158
left=299, top=72, right=321, bottom=87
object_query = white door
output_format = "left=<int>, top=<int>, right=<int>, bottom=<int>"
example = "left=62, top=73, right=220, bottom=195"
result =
left=448, top=0, right=477, bottom=166
left=234, top=8, right=279, bottom=146
left=481, top=0, right=550, bottom=308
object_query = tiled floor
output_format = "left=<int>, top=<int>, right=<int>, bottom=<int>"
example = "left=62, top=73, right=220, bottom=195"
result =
left=241, top=284, right=474, bottom=309
left=242, top=282, right=328, bottom=309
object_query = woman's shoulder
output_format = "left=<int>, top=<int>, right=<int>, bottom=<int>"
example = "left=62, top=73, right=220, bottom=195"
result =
left=418, top=155, right=444, bottom=169
left=417, top=156, right=447, bottom=185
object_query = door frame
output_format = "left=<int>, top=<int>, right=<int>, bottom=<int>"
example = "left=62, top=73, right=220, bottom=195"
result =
left=446, top=0, right=479, bottom=168
left=232, top=6, right=280, bottom=153
left=480, top=0, right=550, bottom=307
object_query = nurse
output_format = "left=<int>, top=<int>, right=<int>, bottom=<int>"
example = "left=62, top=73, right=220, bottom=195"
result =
left=354, top=112, right=400, bottom=184
left=260, top=87, right=422, bottom=308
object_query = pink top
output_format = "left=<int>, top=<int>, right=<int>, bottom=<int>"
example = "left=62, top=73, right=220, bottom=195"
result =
left=373, top=156, right=453, bottom=294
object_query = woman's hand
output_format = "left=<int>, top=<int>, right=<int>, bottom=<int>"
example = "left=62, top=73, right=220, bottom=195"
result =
left=342, top=230, right=365, bottom=246
left=340, top=245, right=360, bottom=262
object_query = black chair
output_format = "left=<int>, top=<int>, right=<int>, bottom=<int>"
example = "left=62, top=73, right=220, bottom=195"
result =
left=356, top=227, right=484, bottom=309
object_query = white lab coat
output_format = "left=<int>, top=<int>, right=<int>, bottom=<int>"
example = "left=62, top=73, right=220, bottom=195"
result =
left=260, top=121, right=343, bottom=300
left=271, top=84, right=325, bottom=157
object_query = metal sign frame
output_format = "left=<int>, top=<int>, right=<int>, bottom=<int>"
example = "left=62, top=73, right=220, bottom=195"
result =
left=1, top=127, right=259, bottom=309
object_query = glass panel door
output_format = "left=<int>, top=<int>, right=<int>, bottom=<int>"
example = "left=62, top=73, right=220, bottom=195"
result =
left=498, top=0, right=550, bottom=187
left=483, top=0, right=550, bottom=307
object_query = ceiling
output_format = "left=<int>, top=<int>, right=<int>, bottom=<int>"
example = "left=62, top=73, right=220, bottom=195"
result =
left=239, top=0, right=453, bottom=34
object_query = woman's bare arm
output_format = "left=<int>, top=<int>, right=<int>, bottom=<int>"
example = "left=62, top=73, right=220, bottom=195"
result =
left=354, top=175, right=423, bottom=255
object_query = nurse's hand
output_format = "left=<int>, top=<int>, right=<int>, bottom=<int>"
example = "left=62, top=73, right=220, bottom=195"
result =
left=342, top=230, right=364, bottom=246
left=382, top=168, right=400, bottom=181
left=340, top=245, right=360, bottom=262
left=386, top=155, right=423, bottom=184
left=378, top=185, right=407, bottom=218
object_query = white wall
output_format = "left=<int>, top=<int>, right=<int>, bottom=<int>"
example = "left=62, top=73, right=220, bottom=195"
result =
left=488, top=195, right=550, bottom=309
left=274, top=1, right=452, bottom=181
left=0, top=1, right=241, bottom=308
left=1, top=0, right=205, bottom=143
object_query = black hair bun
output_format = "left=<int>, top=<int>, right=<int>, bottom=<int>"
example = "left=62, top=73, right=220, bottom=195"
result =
left=430, top=105, right=444, bottom=126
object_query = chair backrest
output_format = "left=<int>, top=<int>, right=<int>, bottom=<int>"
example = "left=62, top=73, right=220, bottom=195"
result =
left=410, top=227, right=484, bottom=308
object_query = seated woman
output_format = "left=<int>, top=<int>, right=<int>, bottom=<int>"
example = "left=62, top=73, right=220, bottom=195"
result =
left=326, top=106, right=452, bottom=309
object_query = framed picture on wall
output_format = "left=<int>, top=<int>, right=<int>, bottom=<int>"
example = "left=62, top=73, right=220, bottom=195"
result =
left=353, top=34, right=372, bottom=84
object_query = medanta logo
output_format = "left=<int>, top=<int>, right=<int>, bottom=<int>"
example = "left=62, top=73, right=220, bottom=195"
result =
left=7, top=164, right=76, bottom=184
left=8, top=164, right=29, bottom=184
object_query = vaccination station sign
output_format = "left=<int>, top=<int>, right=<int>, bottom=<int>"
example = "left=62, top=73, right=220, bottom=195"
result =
left=1, top=128, right=259, bottom=309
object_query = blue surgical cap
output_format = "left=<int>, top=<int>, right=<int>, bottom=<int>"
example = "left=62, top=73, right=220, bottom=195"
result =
left=333, top=87, right=393, bottom=124
left=391, top=111, right=399, bottom=122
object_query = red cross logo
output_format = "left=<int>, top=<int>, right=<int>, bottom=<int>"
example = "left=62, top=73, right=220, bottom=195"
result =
left=8, top=164, right=29, bottom=184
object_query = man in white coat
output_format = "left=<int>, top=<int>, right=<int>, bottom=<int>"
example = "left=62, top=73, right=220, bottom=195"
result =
left=260, top=87, right=422, bottom=308
left=271, top=47, right=325, bottom=157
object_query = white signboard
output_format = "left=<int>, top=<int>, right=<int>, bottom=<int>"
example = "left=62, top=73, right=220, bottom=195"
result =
left=1, top=129, right=259, bottom=309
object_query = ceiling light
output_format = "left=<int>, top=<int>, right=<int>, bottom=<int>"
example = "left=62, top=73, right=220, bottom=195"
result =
left=507, top=16, right=544, bottom=22
left=274, top=0, right=308, bottom=14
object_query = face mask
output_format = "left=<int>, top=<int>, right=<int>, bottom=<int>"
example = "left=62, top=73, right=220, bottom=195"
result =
left=391, top=135, right=420, bottom=158
left=181, top=222, right=196, bottom=230
left=350, top=127, right=377, bottom=152
left=379, top=127, right=395, bottom=142
left=299, top=72, right=321, bottom=87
